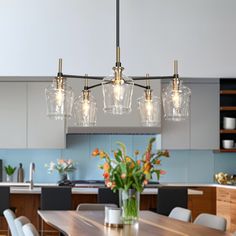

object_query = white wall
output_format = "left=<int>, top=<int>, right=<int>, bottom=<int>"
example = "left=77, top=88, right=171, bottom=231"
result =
left=0, top=0, right=236, bottom=77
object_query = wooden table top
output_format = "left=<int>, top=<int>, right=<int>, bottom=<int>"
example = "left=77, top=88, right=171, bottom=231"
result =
left=38, top=210, right=233, bottom=236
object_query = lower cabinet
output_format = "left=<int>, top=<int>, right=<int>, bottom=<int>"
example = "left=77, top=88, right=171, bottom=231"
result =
left=217, top=187, right=236, bottom=232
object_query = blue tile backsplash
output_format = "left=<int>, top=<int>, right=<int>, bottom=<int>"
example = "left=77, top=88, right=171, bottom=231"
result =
left=0, top=134, right=236, bottom=183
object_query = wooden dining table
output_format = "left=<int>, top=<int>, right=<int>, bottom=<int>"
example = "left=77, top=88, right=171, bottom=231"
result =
left=38, top=210, right=233, bottom=236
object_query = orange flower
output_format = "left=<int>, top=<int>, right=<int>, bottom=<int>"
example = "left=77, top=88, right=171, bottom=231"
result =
left=160, top=170, right=166, bottom=175
left=92, top=148, right=99, bottom=156
left=137, top=160, right=141, bottom=165
left=99, top=150, right=106, bottom=158
left=111, top=182, right=116, bottom=190
left=103, top=172, right=110, bottom=179
left=125, top=157, right=132, bottom=162
left=143, top=179, right=148, bottom=185
left=143, top=162, right=151, bottom=174
left=134, top=150, right=139, bottom=156
left=155, top=159, right=161, bottom=165
left=106, top=181, right=112, bottom=188
left=103, top=162, right=110, bottom=172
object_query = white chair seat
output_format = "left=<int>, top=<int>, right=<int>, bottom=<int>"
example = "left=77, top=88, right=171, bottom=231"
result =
left=22, top=223, right=39, bottom=236
left=3, top=209, right=18, bottom=236
left=168, top=207, right=192, bottom=222
left=14, top=216, right=31, bottom=236
left=193, top=213, right=227, bottom=231
left=76, top=203, right=117, bottom=211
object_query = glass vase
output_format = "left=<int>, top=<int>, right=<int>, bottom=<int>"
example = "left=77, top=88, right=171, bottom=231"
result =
left=119, top=189, right=140, bottom=224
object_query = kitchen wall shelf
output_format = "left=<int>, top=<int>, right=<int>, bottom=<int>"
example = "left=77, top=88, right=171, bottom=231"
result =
left=220, top=107, right=236, bottom=111
left=220, top=129, right=236, bottom=134
left=219, top=78, right=236, bottom=152
left=220, top=90, right=236, bottom=95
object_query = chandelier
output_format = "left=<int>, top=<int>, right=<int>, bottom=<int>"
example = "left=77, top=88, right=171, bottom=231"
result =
left=45, top=0, right=191, bottom=126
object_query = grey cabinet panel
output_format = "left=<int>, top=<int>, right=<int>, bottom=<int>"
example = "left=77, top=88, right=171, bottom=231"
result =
left=161, top=79, right=219, bottom=150
left=161, top=117, right=190, bottom=150
left=190, top=82, right=219, bottom=149
left=0, top=82, right=27, bottom=148
left=27, top=82, right=65, bottom=148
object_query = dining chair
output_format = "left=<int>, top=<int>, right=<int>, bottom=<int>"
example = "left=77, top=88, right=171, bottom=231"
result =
left=22, top=223, right=39, bottom=236
left=193, top=213, right=227, bottom=231
left=3, top=209, right=18, bottom=236
left=14, top=216, right=31, bottom=236
left=97, top=188, right=119, bottom=206
left=156, top=187, right=188, bottom=216
left=40, top=187, right=72, bottom=236
left=168, top=207, right=192, bottom=222
left=76, top=203, right=117, bottom=211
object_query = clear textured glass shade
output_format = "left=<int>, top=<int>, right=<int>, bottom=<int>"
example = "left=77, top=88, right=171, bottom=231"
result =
left=102, top=74, right=134, bottom=115
left=73, top=91, right=97, bottom=127
left=137, top=92, right=161, bottom=127
left=45, top=78, right=74, bottom=120
left=162, top=80, right=191, bottom=121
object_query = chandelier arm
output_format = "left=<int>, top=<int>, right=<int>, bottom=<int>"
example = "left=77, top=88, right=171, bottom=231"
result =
left=62, top=74, right=104, bottom=80
left=132, top=75, right=174, bottom=81
left=86, top=81, right=112, bottom=90
left=133, top=83, right=149, bottom=89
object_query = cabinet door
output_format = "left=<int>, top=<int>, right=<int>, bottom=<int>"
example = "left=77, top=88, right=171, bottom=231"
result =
left=0, top=82, right=27, bottom=148
left=67, top=78, right=161, bottom=132
left=190, top=82, right=219, bottom=149
left=161, top=81, right=190, bottom=149
left=27, top=82, right=65, bottom=148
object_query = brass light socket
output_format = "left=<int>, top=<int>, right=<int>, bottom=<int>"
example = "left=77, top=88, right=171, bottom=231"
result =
left=112, top=66, right=124, bottom=84
left=55, top=76, right=64, bottom=90
left=82, top=90, right=90, bottom=101
left=145, top=89, right=152, bottom=100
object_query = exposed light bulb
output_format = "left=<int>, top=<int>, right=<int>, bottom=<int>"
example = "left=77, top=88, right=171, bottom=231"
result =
left=172, top=90, right=181, bottom=110
left=82, top=99, right=90, bottom=118
left=145, top=99, right=153, bottom=118
left=113, top=83, right=124, bottom=101
left=56, top=89, right=64, bottom=107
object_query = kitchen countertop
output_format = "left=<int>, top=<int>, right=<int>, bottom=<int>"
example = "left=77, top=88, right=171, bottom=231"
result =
left=1, top=182, right=235, bottom=194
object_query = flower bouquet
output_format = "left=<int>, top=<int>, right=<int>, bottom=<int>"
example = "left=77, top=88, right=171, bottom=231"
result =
left=92, top=137, right=169, bottom=224
left=45, top=159, right=77, bottom=181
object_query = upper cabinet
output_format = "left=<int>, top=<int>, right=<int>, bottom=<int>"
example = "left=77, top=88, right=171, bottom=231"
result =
left=0, top=81, right=65, bottom=149
left=67, top=78, right=161, bottom=134
left=0, top=82, right=27, bottom=148
left=161, top=79, right=219, bottom=150
left=27, top=82, right=65, bottom=148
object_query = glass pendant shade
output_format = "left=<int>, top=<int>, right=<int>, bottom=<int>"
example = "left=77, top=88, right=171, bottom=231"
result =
left=45, top=78, right=74, bottom=120
left=102, top=73, right=134, bottom=115
left=73, top=91, right=97, bottom=127
left=137, top=91, right=161, bottom=127
left=162, top=80, right=191, bottom=121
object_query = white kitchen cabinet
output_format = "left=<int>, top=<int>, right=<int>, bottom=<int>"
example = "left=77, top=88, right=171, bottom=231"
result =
left=67, top=78, right=161, bottom=133
left=27, top=82, right=65, bottom=148
left=0, top=82, right=27, bottom=148
left=161, top=79, right=219, bottom=149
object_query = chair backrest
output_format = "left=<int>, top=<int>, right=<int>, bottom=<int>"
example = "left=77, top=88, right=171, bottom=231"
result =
left=168, top=207, right=192, bottom=222
left=3, top=209, right=18, bottom=236
left=97, top=188, right=119, bottom=206
left=0, top=186, right=10, bottom=215
left=157, top=187, right=188, bottom=216
left=76, top=203, right=117, bottom=211
left=14, top=216, right=31, bottom=236
left=22, top=223, right=39, bottom=236
left=193, top=213, right=227, bottom=231
left=41, top=187, right=72, bottom=210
